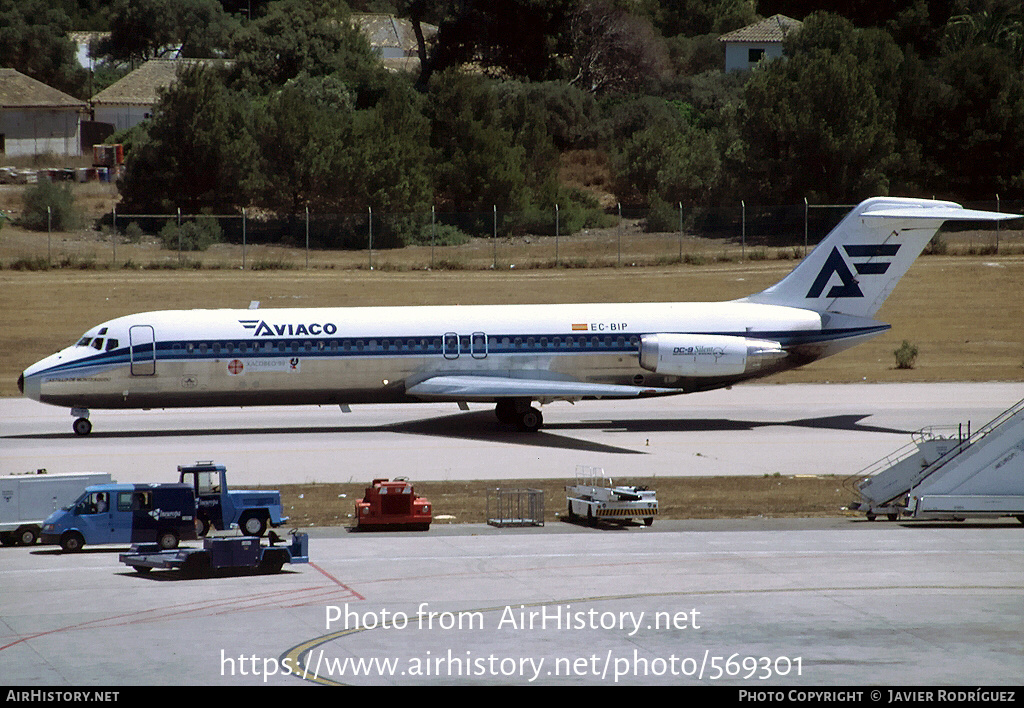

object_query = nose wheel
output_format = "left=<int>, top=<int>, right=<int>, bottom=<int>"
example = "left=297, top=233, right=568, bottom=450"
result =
left=72, top=416, right=92, bottom=436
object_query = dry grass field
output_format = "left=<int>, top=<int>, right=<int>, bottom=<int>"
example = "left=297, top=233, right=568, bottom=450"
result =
left=263, top=474, right=855, bottom=528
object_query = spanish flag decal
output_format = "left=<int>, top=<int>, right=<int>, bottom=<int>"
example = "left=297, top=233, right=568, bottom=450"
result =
left=572, top=323, right=588, bottom=331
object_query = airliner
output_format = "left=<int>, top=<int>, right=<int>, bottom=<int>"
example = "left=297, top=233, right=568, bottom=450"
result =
left=18, top=197, right=1019, bottom=435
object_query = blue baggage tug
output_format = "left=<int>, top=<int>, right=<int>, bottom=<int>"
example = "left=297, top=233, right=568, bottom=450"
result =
left=119, top=531, right=310, bottom=577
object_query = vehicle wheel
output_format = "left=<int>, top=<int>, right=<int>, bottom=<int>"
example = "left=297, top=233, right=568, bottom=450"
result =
left=586, top=507, right=595, bottom=526
left=516, top=407, right=543, bottom=432
left=644, top=517, right=654, bottom=527
left=241, top=515, right=267, bottom=537
left=258, top=550, right=286, bottom=574
left=72, top=417, right=92, bottom=436
left=866, top=513, right=876, bottom=521
left=0, top=533, right=15, bottom=547
left=1017, top=515, right=1024, bottom=526
left=17, top=527, right=38, bottom=545
left=60, top=532, right=84, bottom=553
left=157, top=530, right=179, bottom=550
left=135, top=565, right=152, bottom=574
left=181, top=552, right=211, bottom=578
left=887, top=513, right=899, bottom=521
left=195, top=517, right=211, bottom=537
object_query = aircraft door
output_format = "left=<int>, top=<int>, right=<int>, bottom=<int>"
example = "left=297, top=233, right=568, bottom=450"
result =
left=129, top=325, right=156, bottom=376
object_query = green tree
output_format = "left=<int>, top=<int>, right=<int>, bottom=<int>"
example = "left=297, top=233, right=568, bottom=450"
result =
left=229, top=0, right=378, bottom=93
left=425, top=70, right=529, bottom=214
left=0, top=0, right=87, bottom=97
left=118, top=64, right=261, bottom=213
left=739, top=12, right=902, bottom=203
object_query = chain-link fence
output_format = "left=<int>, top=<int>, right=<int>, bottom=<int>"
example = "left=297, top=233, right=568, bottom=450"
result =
left=6, top=200, right=1023, bottom=271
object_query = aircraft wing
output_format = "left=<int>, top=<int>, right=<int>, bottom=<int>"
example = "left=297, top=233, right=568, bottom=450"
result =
left=405, top=375, right=676, bottom=402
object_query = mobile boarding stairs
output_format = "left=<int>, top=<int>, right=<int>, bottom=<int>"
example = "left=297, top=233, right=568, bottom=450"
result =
left=847, top=397, right=1024, bottom=522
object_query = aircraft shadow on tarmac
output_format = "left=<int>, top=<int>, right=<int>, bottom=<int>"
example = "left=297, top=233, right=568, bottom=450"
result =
left=5, top=411, right=912, bottom=456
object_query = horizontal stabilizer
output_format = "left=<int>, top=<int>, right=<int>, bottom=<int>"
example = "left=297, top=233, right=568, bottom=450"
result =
left=406, top=375, right=675, bottom=401
left=744, top=197, right=1022, bottom=318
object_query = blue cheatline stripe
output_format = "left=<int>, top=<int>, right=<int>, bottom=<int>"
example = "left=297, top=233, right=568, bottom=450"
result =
left=30, top=325, right=889, bottom=378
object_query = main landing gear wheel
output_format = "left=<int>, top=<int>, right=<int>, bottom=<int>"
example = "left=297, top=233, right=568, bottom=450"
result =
left=516, top=406, right=543, bottom=432
left=72, top=417, right=92, bottom=436
left=495, top=400, right=544, bottom=432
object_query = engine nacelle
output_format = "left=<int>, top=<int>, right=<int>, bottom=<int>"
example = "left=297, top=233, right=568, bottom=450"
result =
left=638, top=334, right=786, bottom=377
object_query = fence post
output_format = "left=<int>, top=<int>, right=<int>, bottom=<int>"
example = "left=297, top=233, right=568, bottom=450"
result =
left=804, top=197, right=808, bottom=256
left=678, top=202, right=683, bottom=261
left=305, top=206, right=310, bottom=269
left=995, top=193, right=1000, bottom=254
left=368, top=205, right=373, bottom=270
left=431, top=205, right=435, bottom=270
left=555, top=203, right=559, bottom=267
left=177, top=207, right=181, bottom=263
left=112, top=205, right=117, bottom=266
left=492, top=205, right=497, bottom=269
left=47, top=206, right=51, bottom=265
left=741, top=200, right=746, bottom=260
left=242, top=207, right=247, bottom=270
left=617, top=202, right=621, bottom=267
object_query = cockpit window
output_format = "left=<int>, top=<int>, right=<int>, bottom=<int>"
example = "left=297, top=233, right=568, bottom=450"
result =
left=77, top=337, right=92, bottom=347
left=92, top=338, right=104, bottom=350
left=106, top=338, right=119, bottom=351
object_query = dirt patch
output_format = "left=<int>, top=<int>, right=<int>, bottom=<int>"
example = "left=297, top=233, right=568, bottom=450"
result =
left=264, top=475, right=856, bottom=529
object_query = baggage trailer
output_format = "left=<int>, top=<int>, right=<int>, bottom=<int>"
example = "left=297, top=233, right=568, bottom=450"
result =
left=1, top=472, right=112, bottom=546
left=120, top=531, right=309, bottom=577
left=565, top=466, right=658, bottom=526
left=355, top=477, right=431, bottom=530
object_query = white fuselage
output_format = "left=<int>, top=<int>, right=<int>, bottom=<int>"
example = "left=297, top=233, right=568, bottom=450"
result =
left=19, top=300, right=886, bottom=411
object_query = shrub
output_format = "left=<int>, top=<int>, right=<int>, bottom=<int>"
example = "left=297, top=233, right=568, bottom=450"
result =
left=159, top=218, right=223, bottom=251
left=20, top=180, right=83, bottom=231
left=894, top=340, right=919, bottom=369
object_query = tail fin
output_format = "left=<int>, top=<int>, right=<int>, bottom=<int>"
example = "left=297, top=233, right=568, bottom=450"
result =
left=744, top=197, right=1019, bottom=317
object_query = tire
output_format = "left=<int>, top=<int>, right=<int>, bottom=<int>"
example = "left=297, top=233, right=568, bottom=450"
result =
left=181, top=552, right=211, bottom=579
left=60, top=532, right=84, bottom=553
left=887, top=513, right=899, bottom=521
left=866, top=513, right=876, bottom=521
left=258, top=550, right=286, bottom=574
left=72, top=417, right=92, bottom=436
left=157, top=530, right=179, bottom=550
left=241, top=514, right=267, bottom=537
left=644, top=517, right=654, bottom=527
left=0, top=533, right=16, bottom=547
left=17, top=527, right=38, bottom=545
left=567, top=500, right=577, bottom=520
left=135, top=565, right=152, bottom=574
left=516, top=407, right=543, bottom=432
left=195, top=517, right=211, bottom=537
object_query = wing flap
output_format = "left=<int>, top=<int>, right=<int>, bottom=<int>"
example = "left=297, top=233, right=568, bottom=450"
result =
left=405, top=375, right=675, bottom=401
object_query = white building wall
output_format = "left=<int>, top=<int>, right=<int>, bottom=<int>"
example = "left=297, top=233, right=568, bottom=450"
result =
left=93, top=104, right=152, bottom=132
left=724, top=43, right=785, bottom=72
left=0, top=108, right=83, bottom=157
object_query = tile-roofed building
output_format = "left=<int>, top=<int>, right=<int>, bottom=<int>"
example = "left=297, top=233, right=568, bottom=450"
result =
left=0, top=69, right=89, bottom=157
left=90, top=59, right=225, bottom=132
left=718, top=14, right=802, bottom=72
